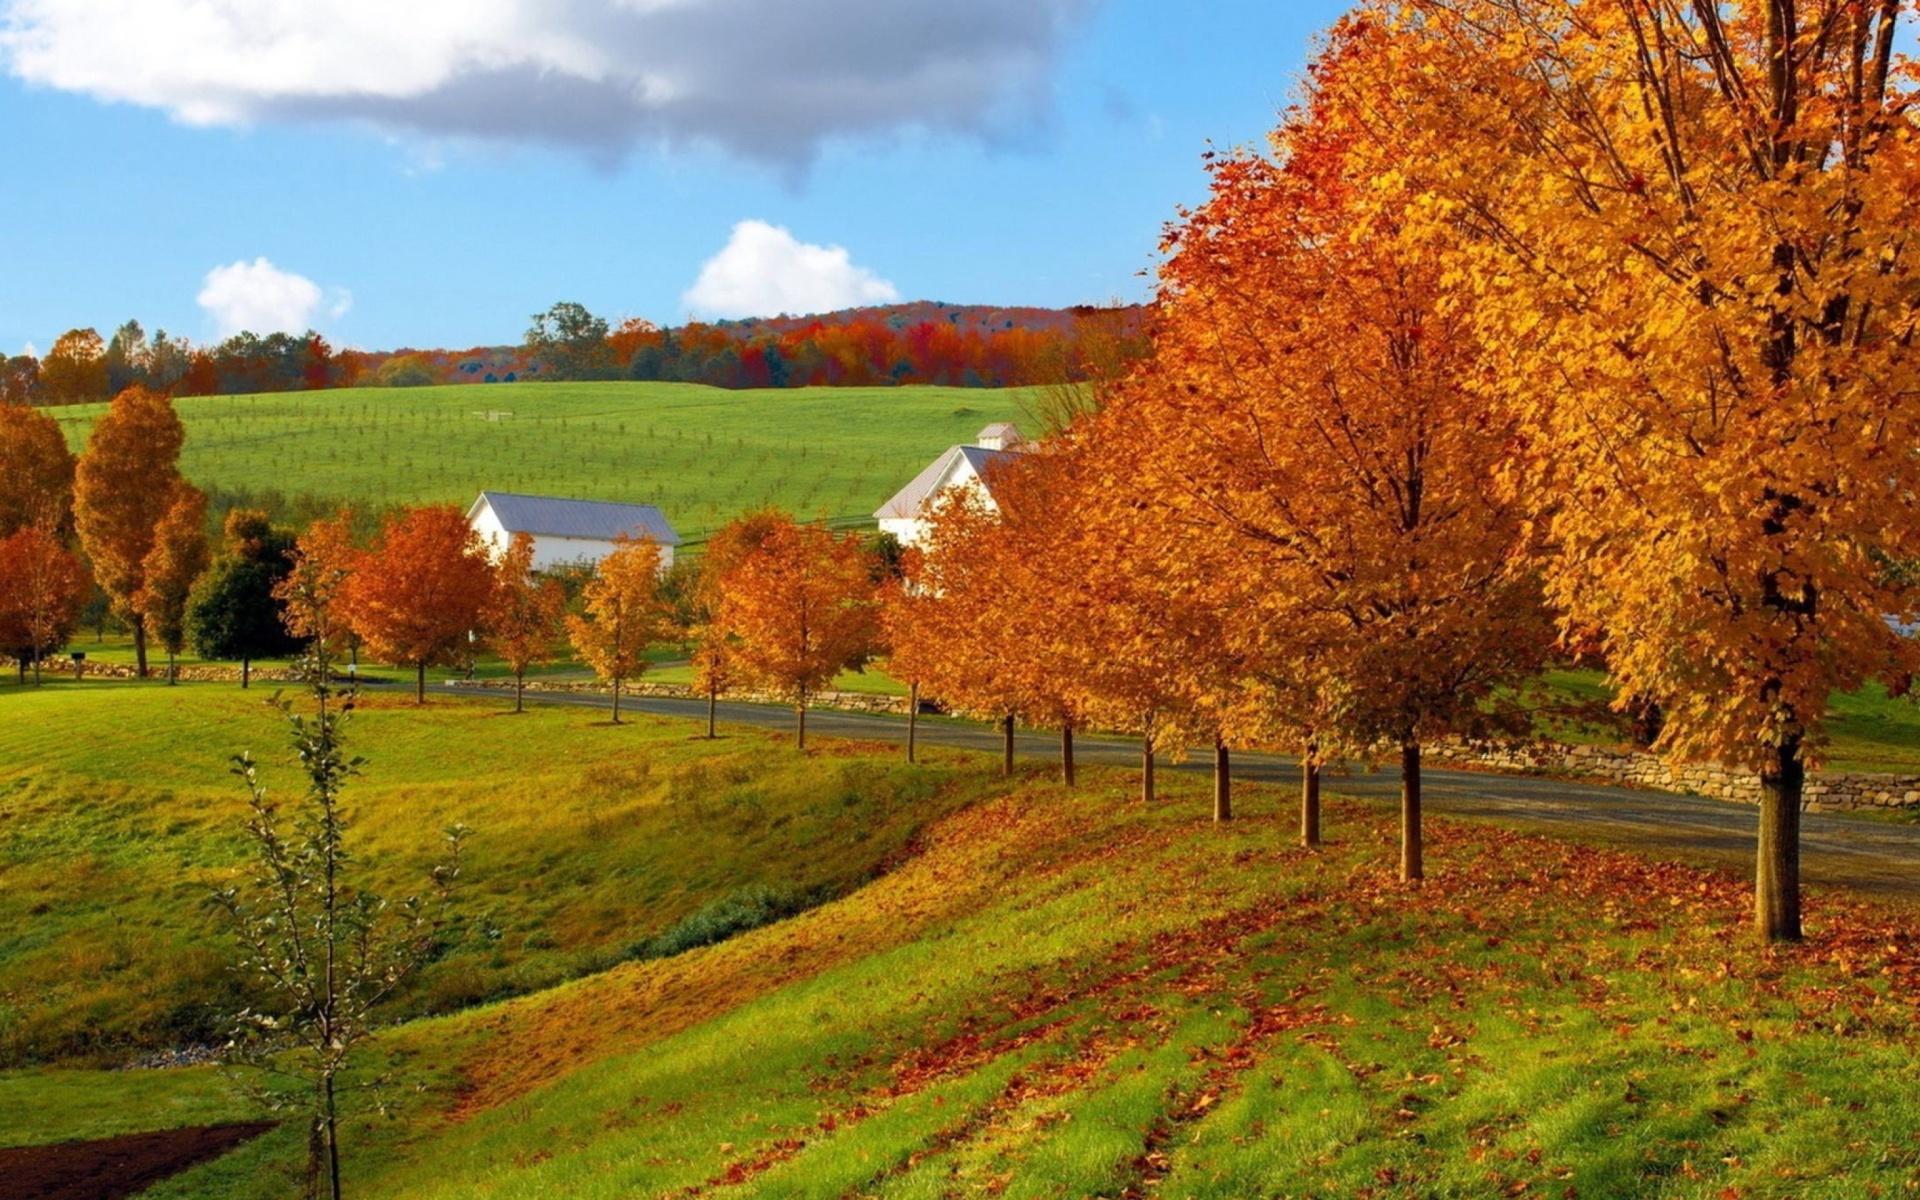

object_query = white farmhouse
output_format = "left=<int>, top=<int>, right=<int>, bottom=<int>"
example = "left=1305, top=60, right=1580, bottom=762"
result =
left=467, top=491, right=682, bottom=571
left=874, top=423, right=1028, bottom=550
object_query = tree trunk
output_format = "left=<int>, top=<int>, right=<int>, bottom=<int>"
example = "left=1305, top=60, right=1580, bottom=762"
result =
left=1002, top=714, right=1016, bottom=777
left=1400, top=741, right=1423, bottom=883
left=515, top=671, right=525, bottom=714
left=167, top=649, right=177, bottom=686
left=611, top=676, right=622, bottom=724
left=1757, top=734, right=1805, bottom=941
left=322, top=1075, right=341, bottom=1198
left=133, top=620, right=149, bottom=678
left=907, top=681, right=919, bottom=763
left=1302, top=754, right=1321, bottom=849
left=1213, top=740, right=1232, bottom=822
left=1061, top=722, right=1075, bottom=787
left=242, top=657, right=251, bottom=690
left=706, top=683, right=717, bottom=738
left=306, top=1116, right=325, bottom=1200
left=1141, top=739, right=1155, bottom=806
left=797, top=702, right=807, bottom=750
left=323, top=1073, right=341, bottom=1200
left=416, top=661, right=426, bottom=704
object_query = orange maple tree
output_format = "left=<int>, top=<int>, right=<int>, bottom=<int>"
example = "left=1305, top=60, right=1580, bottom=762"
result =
left=486, top=532, right=569, bottom=713
left=713, top=513, right=878, bottom=750
left=1122, top=57, right=1553, bottom=878
left=343, top=505, right=496, bottom=702
left=276, top=511, right=360, bottom=681
left=887, top=446, right=1110, bottom=786
left=565, top=535, right=669, bottom=724
left=1347, top=0, right=1920, bottom=937
left=0, top=524, right=89, bottom=684
left=887, top=488, right=1031, bottom=778
left=133, top=481, right=211, bottom=684
left=72, top=386, right=189, bottom=677
left=0, top=402, right=77, bottom=539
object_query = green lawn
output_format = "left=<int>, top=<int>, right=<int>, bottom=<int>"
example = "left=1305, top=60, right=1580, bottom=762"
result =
left=6, top=712, right=1919, bottom=1194
left=49, top=381, right=1031, bottom=541
left=0, top=682, right=986, bottom=1068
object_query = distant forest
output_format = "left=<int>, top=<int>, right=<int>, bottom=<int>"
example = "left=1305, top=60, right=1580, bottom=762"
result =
left=4, top=301, right=1148, bottom=405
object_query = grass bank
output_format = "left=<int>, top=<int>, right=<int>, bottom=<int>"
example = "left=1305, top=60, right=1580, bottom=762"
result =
left=0, top=683, right=981, bottom=1066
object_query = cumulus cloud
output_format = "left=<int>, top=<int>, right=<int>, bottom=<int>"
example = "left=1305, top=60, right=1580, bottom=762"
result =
left=197, top=258, right=349, bottom=337
left=0, top=0, right=1098, bottom=168
left=683, top=221, right=898, bottom=319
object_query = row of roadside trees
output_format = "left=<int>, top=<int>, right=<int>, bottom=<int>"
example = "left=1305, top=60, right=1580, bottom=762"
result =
left=894, top=0, right=1920, bottom=947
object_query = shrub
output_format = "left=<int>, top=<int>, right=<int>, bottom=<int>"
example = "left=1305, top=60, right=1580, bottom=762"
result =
left=628, top=884, right=831, bottom=962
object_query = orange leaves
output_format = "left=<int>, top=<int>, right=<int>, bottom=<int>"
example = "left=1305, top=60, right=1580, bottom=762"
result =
left=132, top=481, right=210, bottom=662
left=343, top=504, right=496, bottom=698
left=566, top=535, right=670, bottom=720
left=277, top=510, right=358, bottom=651
left=1113, top=49, right=1553, bottom=763
left=72, top=386, right=189, bottom=675
left=0, top=523, right=88, bottom=675
left=713, top=512, right=878, bottom=709
left=1356, top=0, right=1920, bottom=771
left=0, top=402, right=76, bottom=539
left=487, top=531, right=568, bottom=706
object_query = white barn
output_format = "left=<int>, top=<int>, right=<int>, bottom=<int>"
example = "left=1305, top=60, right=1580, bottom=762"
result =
left=874, top=424, right=1027, bottom=550
left=467, top=491, right=682, bottom=571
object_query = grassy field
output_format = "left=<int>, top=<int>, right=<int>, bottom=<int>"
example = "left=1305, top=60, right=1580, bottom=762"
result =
left=48, top=382, right=1032, bottom=541
left=7, top=685, right=1920, bottom=1195
left=0, top=682, right=989, bottom=1067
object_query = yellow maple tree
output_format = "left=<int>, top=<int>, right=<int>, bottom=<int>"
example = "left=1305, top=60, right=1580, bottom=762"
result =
left=1348, top=0, right=1920, bottom=936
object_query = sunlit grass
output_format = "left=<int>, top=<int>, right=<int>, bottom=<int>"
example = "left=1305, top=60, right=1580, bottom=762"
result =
left=0, top=684, right=982, bottom=1067
left=118, top=765, right=1920, bottom=1199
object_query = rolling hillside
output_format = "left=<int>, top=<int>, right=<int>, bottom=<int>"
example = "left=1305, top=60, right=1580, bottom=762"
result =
left=47, top=382, right=1034, bottom=541
left=7, top=684, right=1920, bottom=1197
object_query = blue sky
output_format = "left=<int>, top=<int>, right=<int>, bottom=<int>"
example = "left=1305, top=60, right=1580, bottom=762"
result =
left=0, top=0, right=1351, bottom=355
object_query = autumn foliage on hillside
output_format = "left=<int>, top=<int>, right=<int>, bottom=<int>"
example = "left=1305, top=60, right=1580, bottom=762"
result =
left=12, top=304, right=1145, bottom=403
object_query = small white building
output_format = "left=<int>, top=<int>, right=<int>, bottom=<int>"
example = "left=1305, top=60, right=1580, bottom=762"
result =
left=467, top=491, right=682, bottom=571
left=874, top=424, right=1027, bottom=550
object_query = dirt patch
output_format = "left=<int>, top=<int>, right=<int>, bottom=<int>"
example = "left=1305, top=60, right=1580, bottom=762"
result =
left=0, top=1122, right=276, bottom=1200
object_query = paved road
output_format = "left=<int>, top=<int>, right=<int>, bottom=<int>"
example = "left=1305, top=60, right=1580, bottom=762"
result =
left=423, top=681, right=1920, bottom=901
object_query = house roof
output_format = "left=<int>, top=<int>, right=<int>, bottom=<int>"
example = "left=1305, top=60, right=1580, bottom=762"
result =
left=977, top=422, right=1023, bottom=440
left=873, top=445, right=1018, bottom=520
left=469, top=491, right=682, bottom=546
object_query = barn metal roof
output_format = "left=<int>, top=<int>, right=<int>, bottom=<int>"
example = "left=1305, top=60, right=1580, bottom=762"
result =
left=873, top=445, right=1019, bottom=520
left=470, top=491, right=682, bottom=546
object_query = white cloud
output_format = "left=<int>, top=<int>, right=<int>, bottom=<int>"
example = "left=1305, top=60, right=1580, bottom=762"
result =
left=196, top=258, right=348, bottom=337
left=0, top=0, right=1097, bottom=169
left=683, top=221, right=899, bottom=319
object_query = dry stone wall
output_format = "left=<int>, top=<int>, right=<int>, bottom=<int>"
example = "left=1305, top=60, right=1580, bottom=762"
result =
left=448, top=678, right=913, bottom=715
left=1433, top=739, right=1920, bottom=812
left=15, top=660, right=912, bottom=714
left=17, top=658, right=1910, bottom=806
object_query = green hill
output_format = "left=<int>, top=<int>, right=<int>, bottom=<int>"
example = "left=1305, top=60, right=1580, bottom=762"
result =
left=47, top=382, right=1034, bottom=540
left=6, top=684, right=1920, bottom=1197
